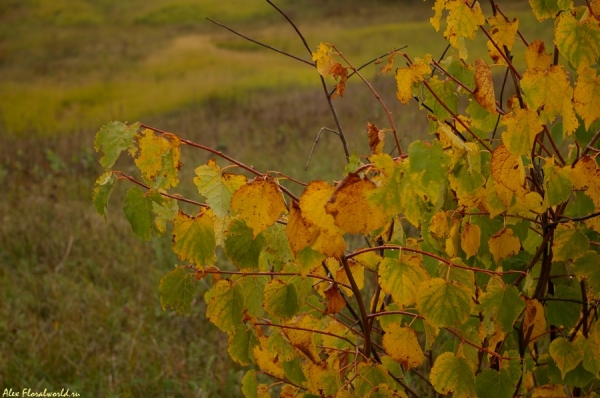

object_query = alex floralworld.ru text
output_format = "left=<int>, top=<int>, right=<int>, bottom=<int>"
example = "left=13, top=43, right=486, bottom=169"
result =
left=3, top=388, right=80, bottom=398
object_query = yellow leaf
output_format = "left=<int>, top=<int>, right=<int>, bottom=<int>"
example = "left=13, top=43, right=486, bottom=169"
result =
left=502, top=106, right=543, bottom=156
left=461, top=222, right=481, bottom=259
left=367, top=122, right=386, bottom=155
left=300, top=181, right=346, bottom=258
left=555, top=11, right=600, bottom=70
left=253, top=337, right=285, bottom=379
left=491, top=144, right=526, bottom=207
left=134, top=129, right=181, bottom=189
left=430, top=211, right=450, bottom=239
left=525, top=40, right=552, bottom=71
left=523, top=299, right=546, bottom=347
left=312, top=42, right=335, bottom=77
left=574, top=66, right=600, bottom=129
left=473, top=59, right=498, bottom=115
left=444, top=0, right=485, bottom=60
left=572, top=156, right=600, bottom=207
left=486, top=15, right=519, bottom=65
left=488, top=227, right=520, bottom=264
left=430, top=0, right=445, bottom=31
left=325, top=173, right=387, bottom=234
left=286, top=201, right=318, bottom=256
left=382, top=324, right=425, bottom=370
left=445, top=217, right=461, bottom=258
left=231, top=176, right=286, bottom=238
left=172, top=210, right=216, bottom=267
left=395, top=55, right=432, bottom=104
left=532, top=384, right=569, bottom=397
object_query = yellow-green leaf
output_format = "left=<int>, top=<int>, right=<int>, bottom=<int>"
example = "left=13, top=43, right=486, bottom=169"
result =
left=205, top=280, right=245, bottom=333
left=92, top=171, right=116, bottom=220
left=502, top=107, right=543, bottom=156
left=486, top=15, right=519, bottom=65
left=194, top=159, right=247, bottom=218
left=549, top=337, right=584, bottom=379
left=521, top=65, right=573, bottom=124
left=379, top=256, right=429, bottom=308
left=553, top=223, right=589, bottom=262
left=571, top=251, right=600, bottom=300
left=542, top=158, right=573, bottom=207
left=430, top=352, right=476, bottom=398
left=263, top=279, right=301, bottom=319
left=555, top=11, right=600, bottom=70
left=528, top=0, right=572, bottom=21
left=444, top=0, right=485, bottom=60
left=231, top=177, right=286, bottom=238
left=525, top=39, right=553, bottom=71
left=122, top=187, right=159, bottom=241
left=417, top=278, right=473, bottom=328
left=172, top=210, right=216, bottom=267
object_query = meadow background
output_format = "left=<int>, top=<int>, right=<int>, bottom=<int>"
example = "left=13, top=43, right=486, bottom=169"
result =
left=0, top=0, right=547, bottom=396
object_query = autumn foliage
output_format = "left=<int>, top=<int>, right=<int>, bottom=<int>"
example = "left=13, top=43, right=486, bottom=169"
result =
left=93, top=1, right=600, bottom=397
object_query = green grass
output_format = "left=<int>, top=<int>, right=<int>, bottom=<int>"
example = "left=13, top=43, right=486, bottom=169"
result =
left=0, top=0, right=554, bottom=395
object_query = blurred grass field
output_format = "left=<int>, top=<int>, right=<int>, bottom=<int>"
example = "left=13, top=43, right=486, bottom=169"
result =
left=0, top=0, right=549, bottom=396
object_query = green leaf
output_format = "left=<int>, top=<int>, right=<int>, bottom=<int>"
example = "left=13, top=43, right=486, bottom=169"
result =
left=159, top=267, right=196, bottom=316
left=545, top=285, right=581, bottom=328
left=430, top=352, right=476, bottom=398
left=478, top=280, right=525, bottom=333
left=152, top=197, right=178, bottom=234
left=475, top=369, right=515, bottom=398
left=241, top=370, right=258, bottom=398
left=194, top=159, right=247, bottom=218
left=94, top=121, right=139, bottom=168
left=553, top=224, right=589, bottom=262
left=378, top=257, right=429, bottom=308
left=555, top=11, right=600, bottom=69
left=355, top=363, right=389, bottom=397
left=571, top=251, right=600, bottom=299
left=205, top=280, right=245, bottom=333
left=424, top=76, right=458, bottom=120
left=547, top=358, right=595, bottom=387
left=283, top=358, right=307, bottom=386
left=417, top=278, right=473, bottom=328
left=565, top=190, right=595, bottom=218
left=408, top=140, right=450, bottom=203
left=549, top=337, right=584, bottom=379
left=267, top=331, right=296, bottom=362
left=122, top=187, right=158, bottom=241
left=228, top=324, right=259, bottom=366
left=92, top=171, right=116, bottom=220
left=172, top=210, right=216, bottom=267
left=224, top=219, right=267, bottom=271
left=345, top=151, right=362, bottom=174
left=296, top=246, right=326, bottom=277
left=263, top=279, right=300, bottom=319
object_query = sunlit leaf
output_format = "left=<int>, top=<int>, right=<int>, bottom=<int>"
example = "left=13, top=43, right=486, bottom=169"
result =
left=395, top=55, right=432, bottom=104
left=430, top=352, right=476, bottom=398
left=94, top=121, right=138, bottom=168
left=159, top=266, right=196, bottom=316
left=231, top=177, right=286, bottom=238
left=417, top=278, right=473, bottom=328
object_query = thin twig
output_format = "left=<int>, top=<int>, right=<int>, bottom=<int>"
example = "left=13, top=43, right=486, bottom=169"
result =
left=206, top=18, right=314, bottom=67
left=305, top=127, right=340, bottom=170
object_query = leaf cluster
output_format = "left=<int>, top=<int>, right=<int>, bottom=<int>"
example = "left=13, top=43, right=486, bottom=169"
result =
left=93, top=1, right=600, bottom=396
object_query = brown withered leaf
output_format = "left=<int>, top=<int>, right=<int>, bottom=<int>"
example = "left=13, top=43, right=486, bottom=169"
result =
left=324, top=284, right=346, bottom=314
left=330, top=63, right=348, bottom=97
left=367, top=122, right=386, bottom=155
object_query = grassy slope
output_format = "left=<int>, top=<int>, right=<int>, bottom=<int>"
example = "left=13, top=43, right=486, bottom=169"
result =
left=0, top=1, right=550, bottom=396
